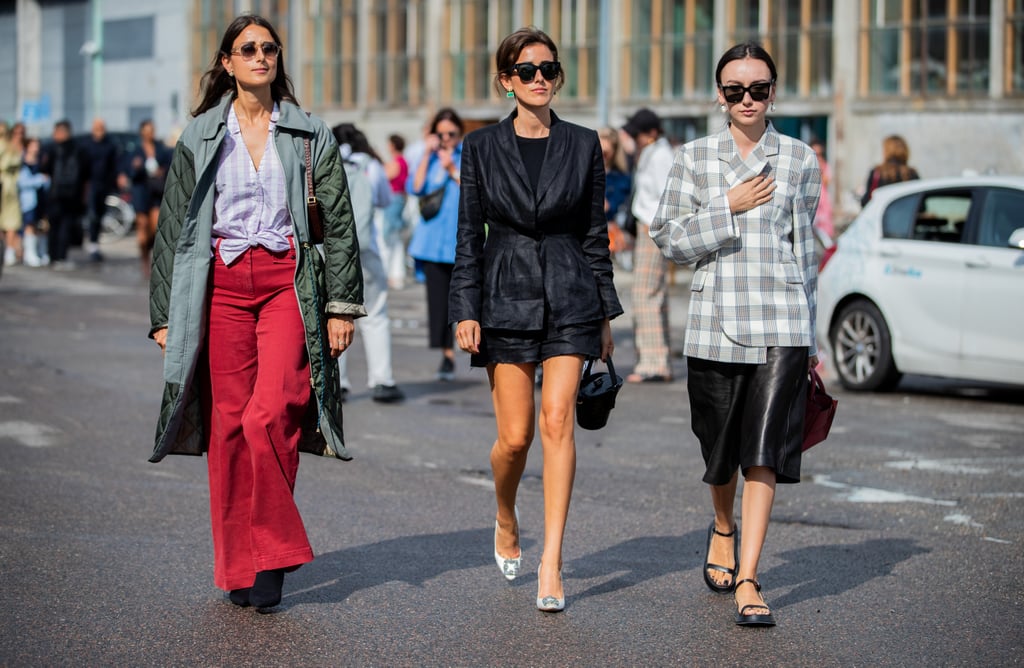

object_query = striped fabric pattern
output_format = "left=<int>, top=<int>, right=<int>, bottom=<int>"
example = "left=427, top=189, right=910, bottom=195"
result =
left=650, top=123, right=821, bottom=364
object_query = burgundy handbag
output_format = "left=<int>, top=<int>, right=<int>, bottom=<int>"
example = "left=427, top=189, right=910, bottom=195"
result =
left=803, top=368, right=838, bottom=451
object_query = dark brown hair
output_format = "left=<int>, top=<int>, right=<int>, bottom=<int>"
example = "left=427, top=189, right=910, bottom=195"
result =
left=429, top=107, right=464, bottom=135
left=878, top=134, right=915, bottom=183
left=192, top=15, right=298, bottom=116
left=715, top=42, right=778, bottom=86
left=492, top=26, right=565, bottom=97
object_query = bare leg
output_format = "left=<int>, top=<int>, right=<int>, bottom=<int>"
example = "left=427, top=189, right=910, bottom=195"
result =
left=735, top=466, right=776, bottom=614
left=707, top=470, right=739, bottom=587
left=135, top=212, right=151, bottom=278
left=489, top=363, right=535, bottom=560
left=536, top=354, right=584, bottom=600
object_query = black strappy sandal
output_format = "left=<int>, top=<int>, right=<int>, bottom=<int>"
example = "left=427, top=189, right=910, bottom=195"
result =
left=734, top=578, right=776, bottom=627
left=703, top=521, right=739, bottom=594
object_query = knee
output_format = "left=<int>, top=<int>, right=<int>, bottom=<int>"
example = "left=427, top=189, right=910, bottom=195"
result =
left=538, top=405, right=574, bottom=439
left=494, top=428, right=533, bottom=458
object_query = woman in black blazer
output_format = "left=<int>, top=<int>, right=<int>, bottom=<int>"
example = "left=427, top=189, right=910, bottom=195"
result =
left=449, top=26, right=623, bottom=613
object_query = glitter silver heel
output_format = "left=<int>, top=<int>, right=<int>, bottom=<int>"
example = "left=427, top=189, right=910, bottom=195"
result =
left=536, top=563, right=565, bottom=612
left=494, top=505, right=521, bottom=581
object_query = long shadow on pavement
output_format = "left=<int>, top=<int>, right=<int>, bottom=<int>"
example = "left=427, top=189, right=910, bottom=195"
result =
left=761, top=537, right=929, bottom=608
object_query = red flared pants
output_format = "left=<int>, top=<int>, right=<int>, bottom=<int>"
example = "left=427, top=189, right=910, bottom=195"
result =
left=206, top=244, right=314, bottom=591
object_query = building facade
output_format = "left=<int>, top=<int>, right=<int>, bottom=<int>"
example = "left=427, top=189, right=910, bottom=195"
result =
left=6, top=0, right=1023, bottom=216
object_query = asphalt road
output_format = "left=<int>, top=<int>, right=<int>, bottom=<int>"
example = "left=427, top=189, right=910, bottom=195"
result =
left=1, top=238, right=1022, bottom=667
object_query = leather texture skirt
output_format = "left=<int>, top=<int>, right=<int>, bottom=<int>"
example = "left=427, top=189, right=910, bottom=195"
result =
left=686, top=347, right=808, bottom=485
left=471, top=319, right=602, bottom=367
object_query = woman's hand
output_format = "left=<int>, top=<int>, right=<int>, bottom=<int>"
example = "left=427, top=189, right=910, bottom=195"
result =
left=809, top=354, right=819, bottom=372
left=153, top=327, right=168, bottom=355
left=600, top=319, right=614, bottom=362
left=327, top=315, right=355, bottom=358
left=455, top=320, right=481, bottom=354
left=727, top=175, right=776, bottom=214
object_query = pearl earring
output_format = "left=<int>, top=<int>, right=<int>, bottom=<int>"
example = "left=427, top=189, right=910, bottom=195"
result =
left=770, top=101, right=776, bottom=112
left=506, top=89, right=514, bottom=98
left=720, top=104, right=726, bottom=113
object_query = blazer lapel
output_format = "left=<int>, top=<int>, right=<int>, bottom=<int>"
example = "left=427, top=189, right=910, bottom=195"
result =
left=534, top=111, right=565, bottom=209
left=718, top=122, right=778, bottom=185
left=496, top=112, right=532, bottom=195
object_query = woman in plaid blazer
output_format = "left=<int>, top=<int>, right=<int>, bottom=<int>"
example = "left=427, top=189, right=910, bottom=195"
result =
left=650, top=43, right=821, bottom=628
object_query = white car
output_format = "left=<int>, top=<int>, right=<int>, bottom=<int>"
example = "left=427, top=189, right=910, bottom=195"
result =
left=817, top=176, right=1024, bottom=391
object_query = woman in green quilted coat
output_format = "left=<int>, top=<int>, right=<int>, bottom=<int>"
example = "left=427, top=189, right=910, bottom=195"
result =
left=148, top=15, right=364, bottom=611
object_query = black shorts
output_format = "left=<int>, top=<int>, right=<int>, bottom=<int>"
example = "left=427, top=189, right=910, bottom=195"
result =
left=471, top=319, right=602, bottom=368
left=686, top=347, right=807, bottom=485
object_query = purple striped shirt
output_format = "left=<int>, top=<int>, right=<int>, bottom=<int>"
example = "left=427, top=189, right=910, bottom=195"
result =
left=212, top=103, right=292, bottom=264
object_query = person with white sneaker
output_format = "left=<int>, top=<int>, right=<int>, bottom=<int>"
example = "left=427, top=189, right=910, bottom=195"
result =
left=334, top=123, right=405, bottom=404
left=18, top=137, right=51, bottom=267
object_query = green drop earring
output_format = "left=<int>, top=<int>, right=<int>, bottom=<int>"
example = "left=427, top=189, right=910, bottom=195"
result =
left=506, top=89, right=514, bottom=98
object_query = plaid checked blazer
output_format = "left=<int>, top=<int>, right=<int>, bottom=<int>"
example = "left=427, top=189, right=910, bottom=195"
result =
left=650, top=123, right=821, bottom=364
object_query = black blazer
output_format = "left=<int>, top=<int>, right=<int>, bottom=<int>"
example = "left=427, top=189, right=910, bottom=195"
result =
left=449, top=111, right=623, bottom=331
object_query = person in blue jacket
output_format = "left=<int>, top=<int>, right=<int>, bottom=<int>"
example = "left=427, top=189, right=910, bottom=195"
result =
left=406, top=107, right=463, bottom=381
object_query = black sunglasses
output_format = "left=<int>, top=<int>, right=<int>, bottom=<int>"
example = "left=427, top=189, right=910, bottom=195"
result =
left=230, top=41, right=282, bottom=60
left=436, top=131, right=460, bottom=139
left=508, top=61, right=561, bottom=83
left=719, top=81, right=773, bottom=104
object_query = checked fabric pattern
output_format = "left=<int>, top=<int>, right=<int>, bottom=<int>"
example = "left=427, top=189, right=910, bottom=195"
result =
left=650, top=123, right=821, bottom=365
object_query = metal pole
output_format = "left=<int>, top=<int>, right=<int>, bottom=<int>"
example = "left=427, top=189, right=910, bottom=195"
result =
left=91, top=0, right=103, bottom=120
left=597, top=0, right=610, bottom=127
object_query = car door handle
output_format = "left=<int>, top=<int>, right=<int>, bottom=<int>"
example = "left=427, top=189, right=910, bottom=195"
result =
left=965, top=258, right=991, bottom=269
left=879, top=248, right=901, bottom=258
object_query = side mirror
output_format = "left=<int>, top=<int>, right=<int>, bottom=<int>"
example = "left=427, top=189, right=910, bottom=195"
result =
left=1009, top=228, right=1024, bottom=250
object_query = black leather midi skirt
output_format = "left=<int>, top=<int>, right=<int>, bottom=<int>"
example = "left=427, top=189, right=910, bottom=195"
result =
left=686, top=347, right=808, bottom=485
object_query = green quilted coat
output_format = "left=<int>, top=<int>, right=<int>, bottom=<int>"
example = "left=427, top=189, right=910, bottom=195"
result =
left=148, top=96, right=365, bottom=463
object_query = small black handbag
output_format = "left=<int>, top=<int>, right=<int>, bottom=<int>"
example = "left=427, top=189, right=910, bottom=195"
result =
left=418, top=184, right=446, bottom=220
left=576, top=356, right=623, bottom=430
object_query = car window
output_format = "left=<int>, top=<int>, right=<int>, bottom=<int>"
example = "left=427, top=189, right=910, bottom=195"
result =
left=882, top=194, right=919, bottom=238
left=977, top=188, right=1024, bottom=248
left=909, top=193, right=972, bottom=243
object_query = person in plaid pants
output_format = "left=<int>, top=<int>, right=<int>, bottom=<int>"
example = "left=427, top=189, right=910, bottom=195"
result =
left=623, top=109, right=675, bottom=383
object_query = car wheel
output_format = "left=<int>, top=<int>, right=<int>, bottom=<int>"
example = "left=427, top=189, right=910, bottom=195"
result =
left=830, top=299, right=902, bottom=391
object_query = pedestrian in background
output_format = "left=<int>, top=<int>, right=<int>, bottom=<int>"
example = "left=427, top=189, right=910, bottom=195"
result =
left=623, top=108, right=674, bottom=383
left=41, top=119, right=89, bottom=270
left=651, top=42, right=820, bottom=628
left=1, top=122, right=26, bottom=266
left=406, top=107, right=463, bottom=381
left=83, top=118, right=118, bottom=262
left=810, top=139, right=834, bottom=240
left=597, top=126, right=633, bottom=270
left=450, top=26, right=622, bottom=613
left=121, top=119, right=172, bottom=278
left=333, top=122, right=405, bottom=404
left=18, top=136, right=51, bottom=267
left=148, top=14, right=364, bottom=611
left=381, top=134, right=409, bottom=289
left=860, top=134, right=918, bottom=206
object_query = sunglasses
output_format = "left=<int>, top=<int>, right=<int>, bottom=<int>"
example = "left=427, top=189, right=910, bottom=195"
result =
left=719, top=81, right=773, bottom=104
left=508, top=61, right=561, bottom=83
left=436, top=131, right=459, bottom=139
left=230, top=41, right=282, bottom=60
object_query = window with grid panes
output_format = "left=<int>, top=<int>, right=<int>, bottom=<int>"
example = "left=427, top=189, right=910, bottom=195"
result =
left=1006, top=0, right=1024, bottom=93
left=305, top=1, right=358, bottom=109
left=623, top=1, right=716, bottom=101
left=860, top=0, right=992, bottom=97
left=368, top=0, right=426, bottom=107
left=444, top=0, right=494, bottom=102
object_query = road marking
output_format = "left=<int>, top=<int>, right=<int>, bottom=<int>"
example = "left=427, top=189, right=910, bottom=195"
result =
left=812, top=474, right=957, bottom=506
left=982, top=536, right=1013, bottom=544
left=0, top=421, right=61, bottom=447
left=886, top=456, right=1024, bottom=476
left=0, top=395, right=23, bottom=404
left=944, top=513, right=983, bottom=528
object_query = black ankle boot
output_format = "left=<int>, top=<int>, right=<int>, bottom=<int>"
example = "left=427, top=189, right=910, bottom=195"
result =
left=250, top=569, right=285, bottom=609
left=228, top=588, right=251, bottom=607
